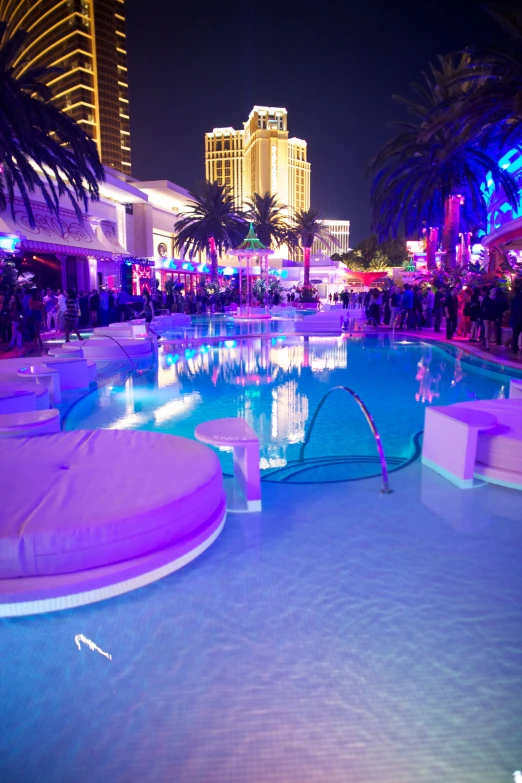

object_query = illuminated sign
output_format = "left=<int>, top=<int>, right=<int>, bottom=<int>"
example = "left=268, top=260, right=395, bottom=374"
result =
left=0, top=234, right=21, bottom=252
left=483, top=145, right=522, bottom=234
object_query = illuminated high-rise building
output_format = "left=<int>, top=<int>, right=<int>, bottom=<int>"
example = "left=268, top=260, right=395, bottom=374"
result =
left=205, top=127, right=244, bottom=206
left=311, top=220, right=350, bottom=256
left=205, top=106, right=311, bottom=213
left=0, top=0, right=131, bottom=173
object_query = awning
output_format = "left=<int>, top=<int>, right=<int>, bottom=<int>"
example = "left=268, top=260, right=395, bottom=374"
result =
left=0, top=198, right=129, bottom=259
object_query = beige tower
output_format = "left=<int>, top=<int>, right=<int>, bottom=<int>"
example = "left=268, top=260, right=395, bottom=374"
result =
left=205, top=127, right=244, bottom=206
left=204, top=106, right=310, bottom=213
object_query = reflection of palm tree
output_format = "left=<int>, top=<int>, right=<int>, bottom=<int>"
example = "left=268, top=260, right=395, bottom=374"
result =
left=369, top=53, right=519, bottom=269
left=0, top=22, right=104, bottom=226
left=174, top=181, right=246, bottom=282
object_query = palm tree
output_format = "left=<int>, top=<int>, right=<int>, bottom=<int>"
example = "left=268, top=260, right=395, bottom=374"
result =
left=244, top=192, right=294, bottom=249
left=174, top=181, right=246, bottom=282
left=0, top=22, right=104, bottom=227
left=291, top=208, right=336, bottom=286
left=369, top=53, right=520, bottom=269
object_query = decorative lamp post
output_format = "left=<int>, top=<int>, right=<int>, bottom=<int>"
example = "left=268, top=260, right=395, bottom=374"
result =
left=229, top=223, right=274, bottom=319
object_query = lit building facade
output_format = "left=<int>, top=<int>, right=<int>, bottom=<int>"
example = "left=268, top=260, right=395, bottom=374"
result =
left=482, top=144, right=522, bottom=267
left=204, top=106, right=311, bottom=213
left=0, top=0, right=132, bottom=173
left=311, top=220, right=350, bottom=257
left=205, top=128, right=244, bottom=206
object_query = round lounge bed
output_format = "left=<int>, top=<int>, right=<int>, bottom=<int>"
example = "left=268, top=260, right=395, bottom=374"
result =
left=0, top=429, right=226, bottom=616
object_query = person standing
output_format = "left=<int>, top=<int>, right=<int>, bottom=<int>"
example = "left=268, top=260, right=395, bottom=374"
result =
left=445, top=287, right=458, bottom=339
left=28, top=289, right=44, bottom=348
left=425, top=287, right=434, bottom=328
left=64, top=290, right=83, bottom=342
left=43, top=289, right=57, bottom=331
left=413, top=286, right=423, bottom=330
left=389, top=286, right=401, bottom=328
left=433, top=287, right=443, bottom=332
left=0, top=293, right=10, bottom=344
left=492, top=287, right=507, bottom=347
left=400, top=284, right=414, bottom=329
left=99, top=287, right=109, bottom=326
left=461, top=289, right=472, bottom=338
left=139, top=290, right=154, bottom=325
left=382, top=288, right=391, bottom=325
left=510, top=286, right=522, bottom=354
left=56, top=289, right=66, bottom=332
left=8, top=293, right=23, bottom=349
left=469, top=289, right=481, bottom=341
left=480, top=287, right=496, bottom=350
left=369, top=288, right=381, bottom=325
left=89, top=289, right=100, bottom=326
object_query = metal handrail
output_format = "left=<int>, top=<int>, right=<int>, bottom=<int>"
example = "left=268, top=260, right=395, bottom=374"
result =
left=80, top=333, right=136, bottom=369
left=298, top=386, right=392, bottom=493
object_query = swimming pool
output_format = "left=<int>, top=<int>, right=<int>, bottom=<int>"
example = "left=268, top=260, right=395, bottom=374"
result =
left=64, top=335, right=514, bottom=482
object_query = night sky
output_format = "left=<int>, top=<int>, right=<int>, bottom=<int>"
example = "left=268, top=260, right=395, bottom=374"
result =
left=126, top=0, right=495, bottom=244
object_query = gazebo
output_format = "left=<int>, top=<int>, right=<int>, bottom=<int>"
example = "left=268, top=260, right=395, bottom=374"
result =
left=228, top=224, right=274, bottom=319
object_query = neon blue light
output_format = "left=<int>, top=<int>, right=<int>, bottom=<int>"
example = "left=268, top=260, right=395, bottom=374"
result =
left=485, top=144, right=522, bottom=234
left=224, top=340, right=236, bottom=348
left=0, top=235, right=20, bottom=252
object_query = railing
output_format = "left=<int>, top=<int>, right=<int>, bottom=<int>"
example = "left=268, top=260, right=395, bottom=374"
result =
left=299, top=386, right=393, bottom=494
left=81, top=333, right=137, bottom=369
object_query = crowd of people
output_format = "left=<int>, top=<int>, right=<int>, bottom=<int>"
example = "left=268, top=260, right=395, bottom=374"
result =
left=331, top=283, right=522, bottom=353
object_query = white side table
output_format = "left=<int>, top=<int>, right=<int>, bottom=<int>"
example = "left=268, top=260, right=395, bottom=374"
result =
left=18, top=366, right=61, bottom=405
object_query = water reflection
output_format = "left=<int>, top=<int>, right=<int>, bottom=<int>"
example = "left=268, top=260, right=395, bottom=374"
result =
left=67, top=336, right=511, bottom=478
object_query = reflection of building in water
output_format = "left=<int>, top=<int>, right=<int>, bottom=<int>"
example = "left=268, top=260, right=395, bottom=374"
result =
left=240, top=380, right=309, bottom=469
left=271, top=381, right=309, bottom=444
left=308, top=338, right=348, bottom=371
left=269, top=343, right=305, bottom=372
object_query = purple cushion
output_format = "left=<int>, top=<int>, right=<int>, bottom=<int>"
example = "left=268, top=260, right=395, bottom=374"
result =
left=0, top=430, right=223, bottom=577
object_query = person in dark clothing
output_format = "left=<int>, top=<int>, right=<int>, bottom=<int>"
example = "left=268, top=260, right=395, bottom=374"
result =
left=89, top=289, right=100, bottom=326
left=492, top=287, right=507, bottom=346
left=382, top=289, right=391, bottom=325
left=480, top=287, right=496, bottom=350
left=445, top=288, right=458, bottom=339
left=64, top=290, right=83, bottom=342
left=433, top=288, right=444, bottom=332
left=139, top=290, right=154, bottom=324
left=510, top=286, right=522, bottom=354
left=413, top=287, right=423, bottom=330
left=469, top=290, right=481, bottom=341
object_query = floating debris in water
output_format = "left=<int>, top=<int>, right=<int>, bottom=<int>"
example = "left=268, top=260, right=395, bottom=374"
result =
left=75, top=634, right=112, bottom=660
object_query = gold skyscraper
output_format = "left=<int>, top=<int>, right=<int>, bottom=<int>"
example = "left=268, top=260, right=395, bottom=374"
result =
left=205, top=106, right=311, bottom=213
left=0, top=0, right=131, bottom=173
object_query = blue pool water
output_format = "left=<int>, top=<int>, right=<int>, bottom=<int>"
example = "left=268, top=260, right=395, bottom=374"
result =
left=2, top=335, right=522, bottom=782
left=65, top=335, right=514, bottom=481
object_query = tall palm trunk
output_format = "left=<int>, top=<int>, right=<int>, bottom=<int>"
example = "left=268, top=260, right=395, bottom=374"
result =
left=303, top=246, right=311, bottom=286
left=442, top=195, right=462, bottom=270
left=426, top=227, right=439, bottom=270
left=208, top=236, right=218, bottom=282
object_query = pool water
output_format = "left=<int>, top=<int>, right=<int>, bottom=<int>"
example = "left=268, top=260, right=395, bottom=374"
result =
left=64, top=335, right=513, bottom=482
left=162, top=313, right=294, bottom=341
